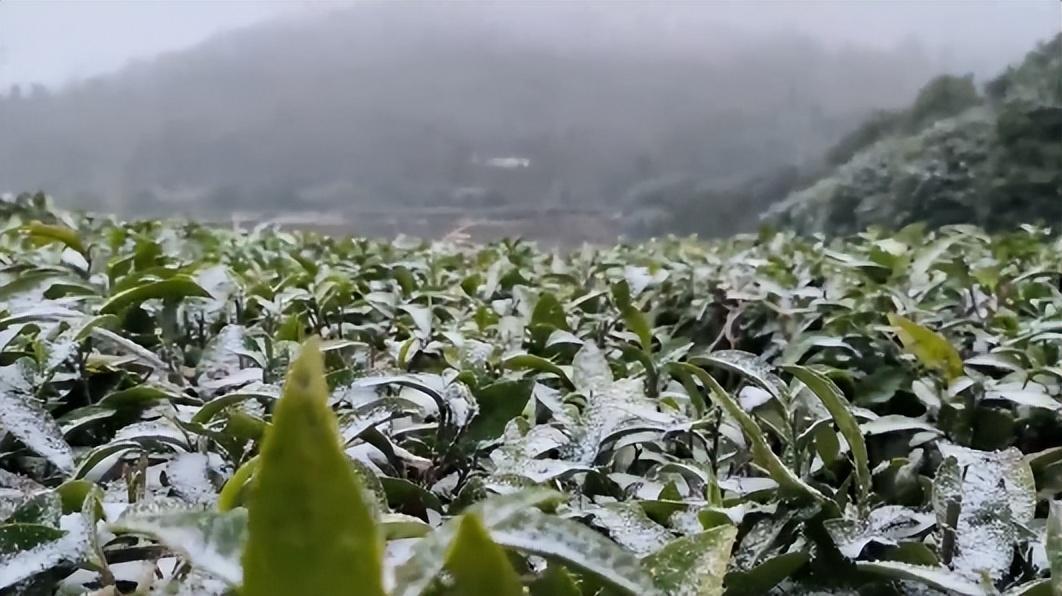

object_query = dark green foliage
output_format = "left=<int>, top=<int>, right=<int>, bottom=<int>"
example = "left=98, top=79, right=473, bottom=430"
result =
left=768, top=35, right=1062, bottom=234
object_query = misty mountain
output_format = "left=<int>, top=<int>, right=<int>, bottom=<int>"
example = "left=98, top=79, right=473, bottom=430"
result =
left=0, top=2, right=965, bottom=227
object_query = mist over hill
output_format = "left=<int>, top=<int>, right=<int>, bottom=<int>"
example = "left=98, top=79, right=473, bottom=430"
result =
left=0, top=2, right=1046, bottom=238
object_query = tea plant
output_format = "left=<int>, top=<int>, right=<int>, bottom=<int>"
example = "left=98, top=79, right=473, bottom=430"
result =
left=0, top=197, right=1060, bottom=594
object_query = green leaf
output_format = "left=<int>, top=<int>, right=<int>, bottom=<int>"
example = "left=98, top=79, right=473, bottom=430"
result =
left=531, top=565, right=581, bottom=596
left=613, top=281, right=653, bottom=352
left=784, top=365, right=871, bottom=504
left=532, top=292, right=569, bottom=331
left=670, top=363, right=830, bottom=507
left=724, top=552, right=808, bottom=595
left=644, top=525, right=737, bottom=596
left=20, top=221, right=87, bottom=256
left=242, top=338, right=385, bottom=596
left=692, top=351, right=787, bottom=403
left=1047, top=500, right=1062, bottom=596
left=445, top=514, right=523, bottom=596
left=887, top=313, right=963, bottom=381
left=503, top=354, right=574, bottom=389
left=466, top=379, right=534, bottom=442
left=217, top=455, right=259, bottom=512
left=392, top=489, right=562, bottom=596
left=100, top=276, right=211, bottom=314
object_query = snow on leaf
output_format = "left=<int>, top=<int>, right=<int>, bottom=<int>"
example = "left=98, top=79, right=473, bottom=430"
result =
left=933, top=444, right=1035, bottom=580
left=588, top=502, right=672, bottom=557
left=490, top=508, right=660, bottom=595
left=1047, top=501, right=1062, bottom=596
left=643, top=525, right=737, bottom=596
left=110, top=499, right=247, bottom=586
left=860, top=415, right=941, bottom=436
left=856, top=561, right=982, bottom=595
left=693, top=350, right=788, bottom=403
left=564, top=377, right=687, bottom=465
left=164, top=453, right=217, bottom=507
left=983, top=382, right=1060, bottom=411
left=0, top=514, right=90, bottom=589
left=824, top=506, right=935, bottom=559
left=0, top=362, right=75, bottom=473
left=391, top=489, right=561, bottom=596
left=572, top=342, right=614, bottom=394
left=196, top=325, right=259, bottom=394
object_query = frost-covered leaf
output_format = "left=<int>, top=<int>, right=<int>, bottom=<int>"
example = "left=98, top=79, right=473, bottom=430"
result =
left=694, top=351, right=787, bottom=402
left=491, top=508, right=660, bottom=595
left=643, top=525, right=737, bottom=596
left=983, top=382, right=1060, bottom=411
left=933, top=444, right=1035, bottom=580
left=0, top=362, right=75, bottom=473
left=111, top=499, right=246, bottom=585
left=856, top=561, right=982, bottom=595
left=0, top=515, right=90, bottom=589
left=1046, top=500, right=1062, bottom=595
left=164, top=453, right=217, bottom=506
left=573, top=342, right=615, bottom=394
left=392, top=489, right=561, bottom=596
left=824, top=506, right=934, bottom=559
left=860, top=414, right=941, bottom=436
left=589, top=502, right=672, bottom=557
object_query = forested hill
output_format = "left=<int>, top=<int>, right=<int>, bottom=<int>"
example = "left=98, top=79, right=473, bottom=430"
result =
left=765, top=34, right=1062, bottom=234
left=1, top=2, right=950, bottom=220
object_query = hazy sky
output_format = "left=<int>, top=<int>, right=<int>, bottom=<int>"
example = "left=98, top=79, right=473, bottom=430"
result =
left=1, top=0, right=1058, bottom=89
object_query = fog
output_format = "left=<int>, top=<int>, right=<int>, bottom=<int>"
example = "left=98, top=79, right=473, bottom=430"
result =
left=0, top=1, right=1058, bottom=240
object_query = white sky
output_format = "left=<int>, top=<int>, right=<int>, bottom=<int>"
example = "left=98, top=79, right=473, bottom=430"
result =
left=0, top=1, right=335, bottom=88
left=0, top=0, right=1058, bottom=89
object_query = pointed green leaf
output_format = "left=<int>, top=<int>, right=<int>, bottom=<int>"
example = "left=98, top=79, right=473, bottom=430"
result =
left=887, top=313, right=962, bottom=381
left=445, top=514, right=523, bottom=596
left=532, top=292, right=569, bottom=331
left=242, top=338, right=385, bottom=596
left=503, top=354, right=574, bottom=389
left=100, top=276, right=211, bottom=314
left=20, top=221, right=87, bottom=256
left=784, top=365, right=870, bottom=504
left=613, top=281, right=653, bottom=352
left=392, top=489, right=562, bottom=596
